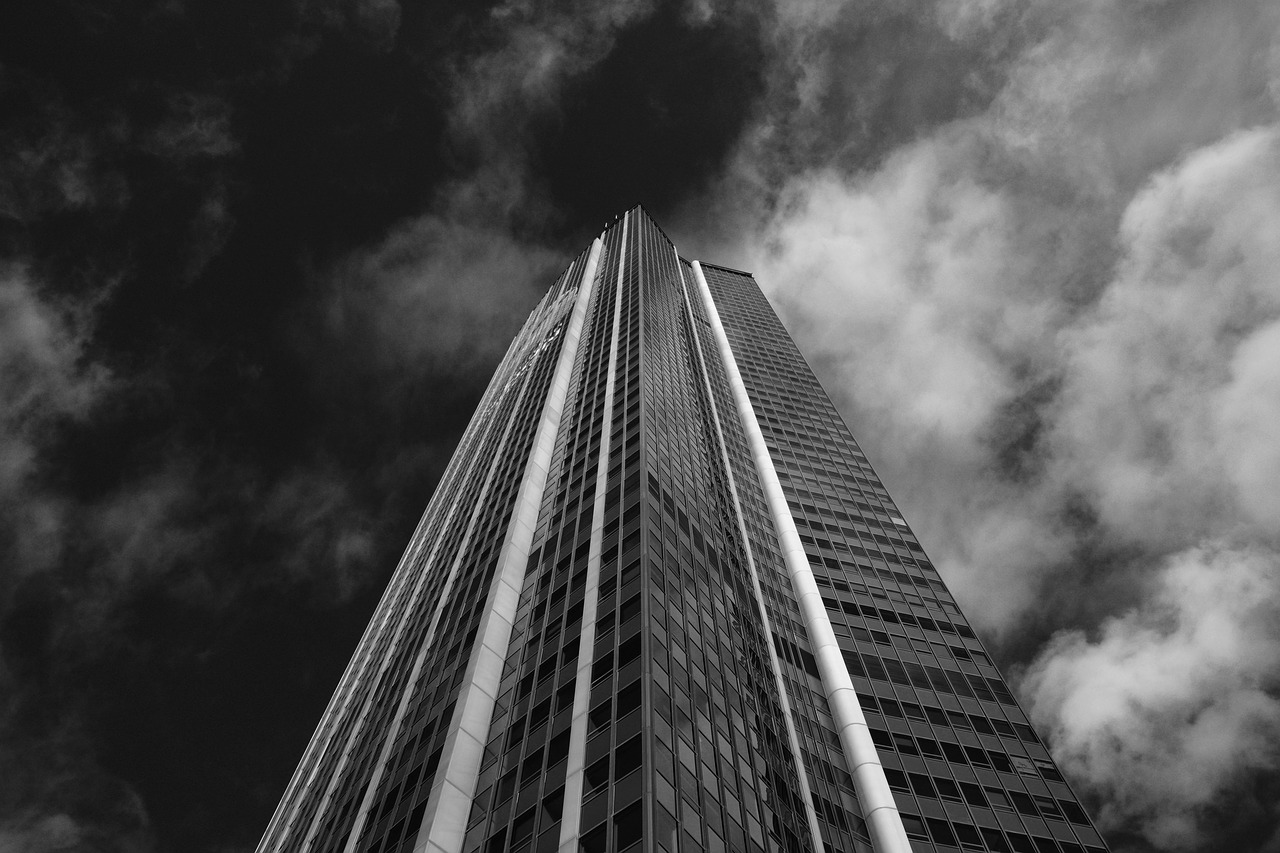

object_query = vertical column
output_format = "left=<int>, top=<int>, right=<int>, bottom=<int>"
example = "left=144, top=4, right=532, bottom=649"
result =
left=264, top=346, right=518, bottom=853
left=690, top=262, right=912, bottom=853
left=557, top=214, right=628, bottom=852
left=415, top=238, right=604, bottom=853
left=261, top=262, right=590, bottom=853
left=336, top=373, right=542, bottom=853
left=676, top=258, right=827, bottom=852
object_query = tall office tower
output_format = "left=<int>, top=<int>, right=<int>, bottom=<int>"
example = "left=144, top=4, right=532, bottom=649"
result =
left=259, top=208, right=1109, bottom=853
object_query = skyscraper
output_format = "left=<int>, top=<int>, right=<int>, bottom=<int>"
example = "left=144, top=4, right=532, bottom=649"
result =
left=258, top=208, right=1108, bottom=853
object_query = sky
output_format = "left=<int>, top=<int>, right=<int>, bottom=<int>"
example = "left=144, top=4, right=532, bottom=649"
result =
left=1, top=1, right=1278, bottom=852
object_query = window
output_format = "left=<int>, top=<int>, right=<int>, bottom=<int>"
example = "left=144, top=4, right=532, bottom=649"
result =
left=917, top=738, right=942, bottom=759
left=981, top=827, right=1013, bottom=852
left=926, top=818, right=956, bottom=846
left=908, top=773, right=936, bottom=798
left=615, top=680, right=642, bottom=718
left=900, top=815, right=929, bottom=840
left=1009, top=791, right=1038, bottom=816
left=511, top=806, right=536, bottom=842
left=1035, top=760, right=1065, bottom=782
left=542, top=787, right=564, bottom=821
left=954, top=823, right=983, bottom=849
left=589, top=699, right=612, bottom=731
left=614, top=735, right=642, bottom=780
left=884, top=769, right=909, bottom=791
left=959, top=783, right=987, bottom=808
left=969, top=715, right=994, bottom=734
left=1008, top=833, right=1036, bottom=853
left=1034, top=795, right=1062, bottom=818
left=580, top=824, right=608, bottom=853
left=892, top=733, right=918, bottom=755
left=1059, top=800, right=1089, bottom=824
left=585, top=757, right=610, bottom=793
left=984, top=787, right=1012, bottom=810
left=934, top=778, right=961, bottom=801
left=1012, top=756, right=1038, bottom=776
left=497, top=769, right=518, bottom=803
left=614, top=802, right=643, bottom=849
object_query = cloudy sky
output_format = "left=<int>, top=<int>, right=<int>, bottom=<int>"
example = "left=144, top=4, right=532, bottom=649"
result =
left=2, top=1, right=1278, bottom=851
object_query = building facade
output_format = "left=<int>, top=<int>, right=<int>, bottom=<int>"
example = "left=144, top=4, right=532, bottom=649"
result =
left=258, top=208, right=1109, bottom=853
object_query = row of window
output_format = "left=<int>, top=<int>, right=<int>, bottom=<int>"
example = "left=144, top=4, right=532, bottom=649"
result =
left=704, top=263, right=1108, bottom=853
left=700, top=264, right=876, bottom=852
left=898, top=812, right=1105, bottom=853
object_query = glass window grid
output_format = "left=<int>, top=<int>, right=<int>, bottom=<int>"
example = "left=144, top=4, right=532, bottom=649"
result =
left=349, top=309, right=569, bottom=853
left=277, top=250, right=593, bottom=853
left=465, top=219, right=628, bottom=853
left=628, top=215, right=818, bottom=853
left=703, top=263, right=1108, bottom=853
left=265, top=216, right=1110, bottom=853
left=685, top=261, right=870, bottom=853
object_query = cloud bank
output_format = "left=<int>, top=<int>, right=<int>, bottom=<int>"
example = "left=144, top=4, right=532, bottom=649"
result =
left=1024, top=545, right=1280, bottom=850
left=723, top=0, right=1280, bottom=848
left=3, top=0, right=1279, bottom=850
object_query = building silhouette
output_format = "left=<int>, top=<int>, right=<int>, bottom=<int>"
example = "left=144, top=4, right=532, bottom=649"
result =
left=258, top=208, right=1108, bottom=853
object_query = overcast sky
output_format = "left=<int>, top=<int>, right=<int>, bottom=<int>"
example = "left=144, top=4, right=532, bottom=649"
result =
left=2, top=1, right=1278, bottom=852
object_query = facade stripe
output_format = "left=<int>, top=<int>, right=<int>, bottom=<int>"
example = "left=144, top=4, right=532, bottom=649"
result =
left=675, top=256, right=828, bottom=853
left=557, top=215, right=629, bottom=852
left=289, top=270, right=581, bottom=853
left=690, top=260, right=913, bottom=853
left=335, top=367, right=545, bottom=853
left=415, top=237, right=604, bottom=853
left=258, top=210, right=1114, bottom=853
left=262, top=338, right=520, bottom=852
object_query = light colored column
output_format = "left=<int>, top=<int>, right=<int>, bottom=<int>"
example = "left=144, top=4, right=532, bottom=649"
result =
left=557, top=214, right=628, bottom=852
left=415, top=237, right=604, bottom=853
left=259, top=529, right=417, bottom=850
left=337, top=369, right=543, bottom=853
left=690, top=261, right=913, bottom=853
left=676, top=257, right=827, bottom=852
left=259, top=261, right=588, bottom=853
left=262, top=393, right=498, bottom=853
left=290, top=267, right=583, bottom=853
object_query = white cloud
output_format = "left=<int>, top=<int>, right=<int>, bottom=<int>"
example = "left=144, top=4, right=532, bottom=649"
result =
left=440, top=0, right=656, bottom=218
left=745, top=131, right=1078, bottom=631
left=1051, top=126, right=1280, bottom=550
left=1023, top=545, right=1280, bottom=850
left=1217, top=322, right=1280, bottom=527
left=322, top=216, right=563, bottom=380
left=145, top=93, right=239, bottom=161
left=261, top=468, right=380, bottom=604
left=0, top=268, right=109, bottom=578
left=718, top=1, right=1280, bottom=848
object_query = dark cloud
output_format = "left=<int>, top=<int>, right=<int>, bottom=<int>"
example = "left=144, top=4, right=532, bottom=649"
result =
left=765, top=1, right=1011, bottom=181
left=2, top=0, right=1277, bottom=851
left=1, top=1, right=486, bottom=850
left=1, top=1, right=777, bottom=849
left=531, top=0, right=771, bottom=222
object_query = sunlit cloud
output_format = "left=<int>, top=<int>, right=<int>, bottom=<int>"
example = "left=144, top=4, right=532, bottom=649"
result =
left=722, top=0, right=1280, bottom=847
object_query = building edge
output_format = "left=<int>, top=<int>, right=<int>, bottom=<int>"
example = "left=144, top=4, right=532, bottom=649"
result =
left=557, top=215, right=629, bottom=852
left=675, top=251, right=829, bottom=852
left=690, top=260, right=913, bottom=853
left=414, top=237, right=604, bottom=853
